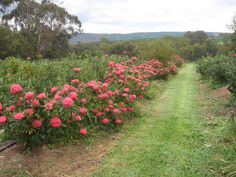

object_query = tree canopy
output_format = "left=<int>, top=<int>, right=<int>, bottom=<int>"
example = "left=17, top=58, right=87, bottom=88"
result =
left=0, top=0, right=82, bottom=59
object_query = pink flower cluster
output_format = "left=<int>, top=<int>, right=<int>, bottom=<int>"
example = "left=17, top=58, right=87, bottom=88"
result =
left=0, top=57, right=179, bottom=146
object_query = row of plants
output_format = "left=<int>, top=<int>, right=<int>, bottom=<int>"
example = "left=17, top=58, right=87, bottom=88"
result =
left=0, top=56, right=180, bottom=148
left=197, top=53, right=236, bottom=95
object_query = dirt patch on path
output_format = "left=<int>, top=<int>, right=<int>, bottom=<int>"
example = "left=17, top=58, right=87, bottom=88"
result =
left=0, top=132, right=122, bottom=177
left=212, top=86, right=230, bottom=99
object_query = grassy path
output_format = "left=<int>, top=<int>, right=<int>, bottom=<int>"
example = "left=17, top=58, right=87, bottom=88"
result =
left=93, top=64, right=216, bottom=177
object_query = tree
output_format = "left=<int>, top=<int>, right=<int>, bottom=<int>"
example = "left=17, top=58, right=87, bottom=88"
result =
left=0, top=26, right=33, bottom=59
left=184, top=31, right=209, bottom=44
left=1, top=0, right=82, bottom=58
left=228, top=14, right=236, bottom=50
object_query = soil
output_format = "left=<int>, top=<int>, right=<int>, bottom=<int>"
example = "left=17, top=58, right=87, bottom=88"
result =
left=0, top=132, right=122, bottom=177
left=212, top=86, right=230, bottom=99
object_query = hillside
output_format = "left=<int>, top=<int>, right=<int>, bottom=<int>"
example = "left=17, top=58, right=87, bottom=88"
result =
left=70, top=32, right=221, bottom=44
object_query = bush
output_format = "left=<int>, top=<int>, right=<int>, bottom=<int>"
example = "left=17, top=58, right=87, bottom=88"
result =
left=0, top=56, right=178, bottom=148
left=197, top=53, right=236, bottom=95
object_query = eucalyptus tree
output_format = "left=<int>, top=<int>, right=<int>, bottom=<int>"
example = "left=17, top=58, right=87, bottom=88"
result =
left=1, top=0, right=82, bottom=58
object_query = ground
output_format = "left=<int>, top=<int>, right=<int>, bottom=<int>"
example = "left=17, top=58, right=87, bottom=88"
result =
left=0, top=64, right=235, bottom=177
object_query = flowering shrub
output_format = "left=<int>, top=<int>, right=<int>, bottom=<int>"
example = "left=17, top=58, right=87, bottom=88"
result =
left=0, top=56, right=178, bottom=148
left=175, top=55, right=184, bottom=67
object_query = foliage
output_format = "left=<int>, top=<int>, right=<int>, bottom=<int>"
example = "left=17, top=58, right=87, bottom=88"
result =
left=0, top=0, right=82, bottom=59
left=0, top=56, right=178, bottom=148
left=72, top=32, right=223, bottom=63
left=184, top=31, right=209, bottom=44
left=228, top=14, right=236, bottom=51
left=106, top=41, right=138, bottom=57
left=197, top=54, right=236, bottom=95
left=0, top=26, right=33, bottom=58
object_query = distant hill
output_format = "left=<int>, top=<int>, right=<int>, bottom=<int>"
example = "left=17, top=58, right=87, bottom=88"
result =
left=70, top=32, right=221, bottom=44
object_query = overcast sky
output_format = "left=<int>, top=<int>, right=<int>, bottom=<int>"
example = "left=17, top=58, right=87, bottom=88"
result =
left=57, top=0, right=235, bottom=33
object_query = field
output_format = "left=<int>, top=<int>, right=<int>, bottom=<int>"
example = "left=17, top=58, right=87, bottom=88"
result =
left=0, top=62, right=235, bottom=176
left=0, top=2, right=236, bottom=175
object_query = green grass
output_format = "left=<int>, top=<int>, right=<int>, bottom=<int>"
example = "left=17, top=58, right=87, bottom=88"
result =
left=0, top=130, right=4, bottom=142
left=93, top=64, right=236, bottom=177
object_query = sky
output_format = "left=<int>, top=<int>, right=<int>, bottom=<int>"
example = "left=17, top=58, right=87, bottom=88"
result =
left=56, top=0, right=235, bottom=33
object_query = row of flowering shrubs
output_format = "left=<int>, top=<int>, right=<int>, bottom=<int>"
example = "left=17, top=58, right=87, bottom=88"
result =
left=0, top=56, right=178, bottom=148
left=197, top=53, right=236, bottom=95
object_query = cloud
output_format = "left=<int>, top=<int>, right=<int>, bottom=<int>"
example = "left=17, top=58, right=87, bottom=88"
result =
left=57, top=0, right=236, bottom=33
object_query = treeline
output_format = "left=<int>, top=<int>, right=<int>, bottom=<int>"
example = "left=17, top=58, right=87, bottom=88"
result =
left=0, top=1, right=235, bottom=61
left=71, top=30, right=234, bottom=62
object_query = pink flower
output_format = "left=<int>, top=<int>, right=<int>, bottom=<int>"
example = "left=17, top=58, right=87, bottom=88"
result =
left=102, top=83, right=109, bottom=90
left=232, top=53, right=236, bottom=57
left=50, top=117, right=62, bottom=128
left=81, top=98, right=87, bottom=104
left=69, top=92, right=78, bottom=100
left=138, top=95, right=143, bottom=100
left=73, top=67, right=81, bottom=73
left=25, top=108, right=34, bottom=117
left=80, top=128, right=87, bottom=135
left=128, top=107, right=134, bottom=112
left=54, top=94, right=62, bottom=101
left=80, top=107, right=87, bottom=115
left=92, top=109, right=98, bottom=114
left=0, top=103, right=2, bottom=111
left=32, top=99, right=39, bottom=107
left=102, top=118, right=109, bottom=125
left=95, top=112, right=103, bottom=117
left=121, top=108, right=127, bottom=112
left=108, top=100, right=113, bottom=105
left=131, top=56, right=138, bottom=61
left=62, top=84, right=71, bottom=92
left=71, top=79, right=79, bottom=84
left=93, top=85, right=99, bottom=90
left=122, top=93, right=128, bottom=97
left=115, top=118, right=122, bottom=124
left=32, top=119, right=42, bottom=128
left=6, top=105, right=15, bottom=112
left=109, top=104, right=114, bottom=109
left=118, top=79, right=124, bottom=83
left=106, top=90, right=113, bottom=96
left=104, top=107, right=110, bottom=112
left=38, top=92, right=47, bottom=99
left=63, top=97, right=74, bottom=109
left=113, top=89, right=120, bottom=95
left=0, top=116, right=7, bottom=124
left=113, top=108, right=120, bottom=114
left=51, top=87, right=58, bottom=93
left=45, top=102, right=53, bottom=110
left=17, top=98, right=22, bottom=105
left=25, top=92, right=34, bottom=99
left=130, top=94, right=136, bottom=100
left=10, top=84, right=22, bottom=95
left=124, top=88, right=129, bottom=93
left=108, top=61, right=115, bottom=68
left=14, top=112, right=24, bottom=120
left=119, top=75, right=125, bottom=79
left=75, top=115, right=82, bottom=121
left=99, top=93, right=109, bottom=99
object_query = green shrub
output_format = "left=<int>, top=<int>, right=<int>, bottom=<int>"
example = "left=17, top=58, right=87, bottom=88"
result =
left=197, top=53, right=236, bottom=96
